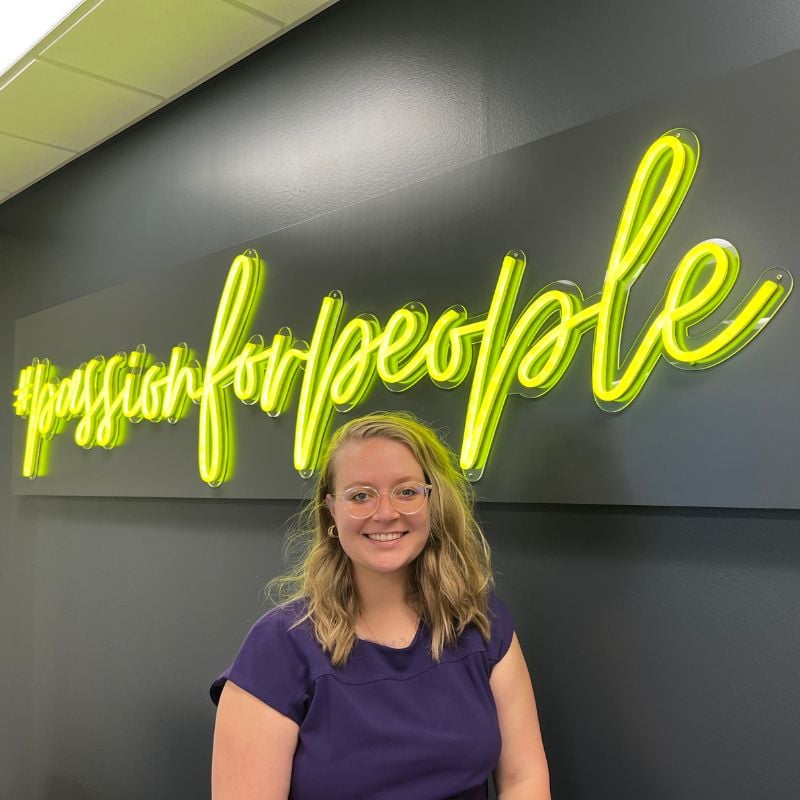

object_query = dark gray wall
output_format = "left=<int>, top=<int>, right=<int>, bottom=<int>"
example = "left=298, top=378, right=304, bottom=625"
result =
left=2, top=1, right=800, bottom=797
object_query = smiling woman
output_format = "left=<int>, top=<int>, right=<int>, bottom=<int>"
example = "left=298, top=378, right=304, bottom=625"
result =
left=325, top=437, right=432, bottom=587
left=210, top=412, right=550, bottom=800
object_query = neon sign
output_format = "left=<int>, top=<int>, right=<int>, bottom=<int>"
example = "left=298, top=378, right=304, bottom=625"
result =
left=12, top=128, right=792, bottom=486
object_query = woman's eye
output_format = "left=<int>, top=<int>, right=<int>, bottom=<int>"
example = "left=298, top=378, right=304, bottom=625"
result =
left=348, top=491, right=371, bottom=503
left=396, top=486, right=418, bottom=498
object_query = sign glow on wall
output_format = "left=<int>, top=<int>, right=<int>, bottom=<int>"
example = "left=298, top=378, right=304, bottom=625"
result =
left=12, top=129, right=792, bottom=486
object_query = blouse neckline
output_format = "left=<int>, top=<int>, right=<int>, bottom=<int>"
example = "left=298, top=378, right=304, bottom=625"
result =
left=356, top=617, right=424, bottom=652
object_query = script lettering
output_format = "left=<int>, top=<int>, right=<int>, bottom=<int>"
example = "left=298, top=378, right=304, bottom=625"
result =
left=13, top=129, right=793, bottom=484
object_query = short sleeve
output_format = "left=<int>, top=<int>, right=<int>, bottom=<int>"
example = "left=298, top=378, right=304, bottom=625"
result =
left=486, top=592, right=515, bottom=671
left=210, top=604, right=312, bottom=725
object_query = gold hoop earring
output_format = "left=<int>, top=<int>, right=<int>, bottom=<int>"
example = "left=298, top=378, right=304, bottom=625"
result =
left=327, top=525, right=338, bottom=539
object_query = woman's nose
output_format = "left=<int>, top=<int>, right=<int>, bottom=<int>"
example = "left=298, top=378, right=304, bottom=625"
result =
left=371, top=492, right=399, bottom=519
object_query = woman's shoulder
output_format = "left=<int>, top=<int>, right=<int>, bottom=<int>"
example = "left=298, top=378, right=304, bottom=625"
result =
left=482, top=590, right=516, bottom=669
left=211, top=598, right=317, bottom=719
left=439, top=590, right=515, bottom=666
left=244, top=598, right=312, bottom=646
left=486, top=589, right=514, bottom=629
left=257, top=596, right=308, bottom=624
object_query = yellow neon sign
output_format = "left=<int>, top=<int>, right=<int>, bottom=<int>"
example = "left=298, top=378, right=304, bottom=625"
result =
left=12, top=129, right=793, bottom=485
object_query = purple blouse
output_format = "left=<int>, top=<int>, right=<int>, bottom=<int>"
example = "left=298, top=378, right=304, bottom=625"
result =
left=211, top=592, right=514, bottom=800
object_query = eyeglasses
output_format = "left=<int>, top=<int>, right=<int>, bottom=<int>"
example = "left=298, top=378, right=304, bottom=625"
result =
left=328, top=482, right=432, bottom=518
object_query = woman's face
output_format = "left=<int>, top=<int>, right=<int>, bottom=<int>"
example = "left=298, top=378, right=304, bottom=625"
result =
left=326, top=437, right=431, bottom=581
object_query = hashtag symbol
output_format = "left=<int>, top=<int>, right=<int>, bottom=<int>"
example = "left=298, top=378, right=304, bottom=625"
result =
left=13, top=366, right=34, bottom=417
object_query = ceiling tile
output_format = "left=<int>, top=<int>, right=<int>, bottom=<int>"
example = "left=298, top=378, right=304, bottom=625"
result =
left=232, top=0, right=332, bottom=25
left=43, top=0, right=283, bottom=97
left=0, top=59, right=160, bottom=151
left=0, top=133, right=74, bottom=192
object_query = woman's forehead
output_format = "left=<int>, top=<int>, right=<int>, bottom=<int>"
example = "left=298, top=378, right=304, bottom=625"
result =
left=331, top=436, right=424, bottom=484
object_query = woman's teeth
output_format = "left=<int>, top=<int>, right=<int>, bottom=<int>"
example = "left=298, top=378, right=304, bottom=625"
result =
left=366, top=532, right=405, bottom=542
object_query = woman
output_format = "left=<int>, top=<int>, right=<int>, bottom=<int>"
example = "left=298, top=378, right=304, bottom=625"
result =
left=211, top=412, right=550, bottom=799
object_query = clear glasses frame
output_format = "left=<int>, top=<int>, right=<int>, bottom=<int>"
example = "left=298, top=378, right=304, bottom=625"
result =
left=328, top=482, right=433, bottom=518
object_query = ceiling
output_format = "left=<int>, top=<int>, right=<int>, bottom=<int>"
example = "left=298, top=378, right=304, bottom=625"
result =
left=0, top=0, right=337, bottom=205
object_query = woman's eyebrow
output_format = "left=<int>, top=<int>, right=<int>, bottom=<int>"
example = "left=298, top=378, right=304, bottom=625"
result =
left=341, top=476, right=423, bottom=489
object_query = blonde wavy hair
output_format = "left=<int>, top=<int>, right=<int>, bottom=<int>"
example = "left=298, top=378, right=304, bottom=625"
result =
left=268, top=411, right=493, bottom=666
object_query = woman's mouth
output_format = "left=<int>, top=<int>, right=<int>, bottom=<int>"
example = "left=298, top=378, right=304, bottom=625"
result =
left=365, top=532, right=407, bottom=542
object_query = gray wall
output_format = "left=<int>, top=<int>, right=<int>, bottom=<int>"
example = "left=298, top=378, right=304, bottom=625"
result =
left=2, top=0, right=800, bottom=797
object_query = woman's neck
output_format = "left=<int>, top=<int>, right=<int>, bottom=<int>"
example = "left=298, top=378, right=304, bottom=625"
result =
left=353, top=568, right=420, bottom=647
left=354, top=567, right=410, bottom=615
